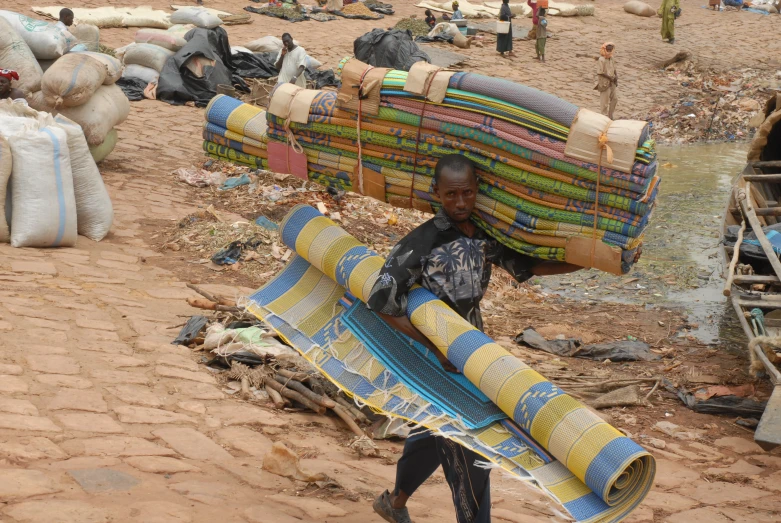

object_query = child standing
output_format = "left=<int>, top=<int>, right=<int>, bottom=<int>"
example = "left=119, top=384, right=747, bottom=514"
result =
left=536, top=8, right=548, bottom=62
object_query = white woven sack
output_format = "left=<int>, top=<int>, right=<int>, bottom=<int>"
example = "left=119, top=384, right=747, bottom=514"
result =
left=0, top=135, right=11, bottom=242
left=53, top=115, right=113, bottom=241
left=0, top=18, right=43, bottom=94
left=75, top=51, right=124, bottom=84
left=170, top=7, right=222, bottom=29
left=69, top=23, right=100, bottom=51
left=56, top=84, right=130, bottom=145
left=0, top=10, right=74, bottom=60
left=42, top=53, right=108, bottom=108
left=123, top=43, right=174, bottom=73
left=7, top=122, right=77, bottom=247
left=122, top=64, right=159, bottom=84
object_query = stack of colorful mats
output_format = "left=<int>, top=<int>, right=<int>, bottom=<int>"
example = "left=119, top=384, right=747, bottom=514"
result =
left=203, top=59, right=659, bottom=274
left=246, top=204, right=655, bottom=523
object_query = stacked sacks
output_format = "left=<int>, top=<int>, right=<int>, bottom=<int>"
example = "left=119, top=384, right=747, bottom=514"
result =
left=0, top=100, right=113, bottom=244
left=120, top=25, right=192, bottom=85
left=255, top=58, right=659, bottom=274
left=27, top=51, right=128, bottom=161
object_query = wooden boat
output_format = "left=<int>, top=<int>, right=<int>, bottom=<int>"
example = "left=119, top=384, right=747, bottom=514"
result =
left=722, top=93, right=781, bottom=450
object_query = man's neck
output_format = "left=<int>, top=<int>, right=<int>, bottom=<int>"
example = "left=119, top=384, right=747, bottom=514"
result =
left=455, top=220, right=476, bottom=237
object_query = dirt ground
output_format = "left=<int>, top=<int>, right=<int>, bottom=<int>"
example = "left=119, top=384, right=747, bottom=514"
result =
left=2, top=0, right=781, bottom=521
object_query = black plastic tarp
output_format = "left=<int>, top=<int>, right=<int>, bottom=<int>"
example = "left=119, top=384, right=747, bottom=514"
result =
left=353, top=29, right=429, bottom=71
left=115, top=77, right=148, bottom=101
left=231, top=51, right=278, bottom=79
left=157, top=27, right=258, bottom=107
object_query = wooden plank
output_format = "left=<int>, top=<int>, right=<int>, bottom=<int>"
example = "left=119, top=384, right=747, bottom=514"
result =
left=751, top=160, right=781, bottom=168
left=734, top=275, right=781, bottom=284
left=730, top=207, right=781, bottom=217
left=744, top=174, right=781, bottom=182
left=724, top=218, right=746, bottom=297
left=737, top=185, right=781, bottom=281
left=755, top=385, right=781, bottom=451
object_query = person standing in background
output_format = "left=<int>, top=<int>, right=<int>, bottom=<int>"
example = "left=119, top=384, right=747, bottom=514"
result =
left=658, top=0, right=680, bottom=43
left=451, top=1, right=464, bottom=19
left=527, top=0, right=538, bottom=40
left=55, top=8, right=73, bottom=31
left=497, top=0, right=514, bottom=58
left=595, top=42, right=618, bottom=119
left=535, top=7, right=547, bottom=62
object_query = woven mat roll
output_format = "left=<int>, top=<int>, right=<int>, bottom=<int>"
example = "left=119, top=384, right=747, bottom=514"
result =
left=278, top=204, right=655, bottom=514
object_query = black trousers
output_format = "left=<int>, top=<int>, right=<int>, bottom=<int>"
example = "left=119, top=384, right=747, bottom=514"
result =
left=394, top=429, right=491, bottom=523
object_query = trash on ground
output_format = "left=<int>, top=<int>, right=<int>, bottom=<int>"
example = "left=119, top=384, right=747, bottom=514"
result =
left=175, top=166, right=226, bottom=187
left=172, top=315, right=209, bottom=345
left=515, top=328, right=661, bottom=361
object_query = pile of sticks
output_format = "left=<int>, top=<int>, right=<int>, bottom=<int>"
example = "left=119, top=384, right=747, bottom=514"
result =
left=227, top=361, right=370, bottom=438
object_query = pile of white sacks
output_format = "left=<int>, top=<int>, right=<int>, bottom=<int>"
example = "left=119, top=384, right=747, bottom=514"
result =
left=0, top=10, right=128, bottom=163
left=0, top=100, right=113, bottom=247
left=119, top=8, right=224, bottom=86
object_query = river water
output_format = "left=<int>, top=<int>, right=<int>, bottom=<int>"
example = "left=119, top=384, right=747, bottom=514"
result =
left=542, top=141, right=749, bottom=348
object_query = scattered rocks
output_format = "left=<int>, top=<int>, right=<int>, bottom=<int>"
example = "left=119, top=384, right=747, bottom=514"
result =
left=206, top=405, right=287, bottom=428
left=0, top=363, right=24, bottom=375
left=89, top=370, right=149, bottom=385
left=48, top=457, right=121, bottom=469
left=10, top=261, right=58, bottom=275
left=168, top=381, right=225, bottom=400
left=705, top=459, right=764, bottom=477
left=641, top=491, right=699, bottom=512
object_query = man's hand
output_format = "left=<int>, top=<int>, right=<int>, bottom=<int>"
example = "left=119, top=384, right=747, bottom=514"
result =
left=281, top=46, right=288, bottom=57
left=289, top=76, right=298, bottom=84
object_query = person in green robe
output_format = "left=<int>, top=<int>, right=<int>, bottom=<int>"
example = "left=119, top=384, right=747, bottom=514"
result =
left=658, top=0, right=680, bottom=44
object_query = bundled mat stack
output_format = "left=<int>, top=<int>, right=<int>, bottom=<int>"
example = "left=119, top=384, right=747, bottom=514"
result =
left=202, top=95, right=270, bottom=169
left=0, top=100, right=113, bottom=245
left=26, top=51, right=128, bottom=162
left=245, top=204, right=655, bottom=523
left=209, top=58, right=659, bottom=274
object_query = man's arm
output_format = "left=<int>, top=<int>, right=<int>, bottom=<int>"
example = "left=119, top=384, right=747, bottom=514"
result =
left=274, top=49, right=286, bottom=71
left=377, top=313, right=458, bottom=373
left=290, top=64, right=306, bottom=84
left=488, top=241, right=581, bottom=283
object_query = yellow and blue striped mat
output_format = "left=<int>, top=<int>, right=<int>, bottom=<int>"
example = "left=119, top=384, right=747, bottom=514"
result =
left=245, top=205, right=655, bottom=522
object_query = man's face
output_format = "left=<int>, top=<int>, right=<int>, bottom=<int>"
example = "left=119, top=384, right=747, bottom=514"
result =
left=282, top=35, right=294, bottom=51
left=61, top=13, right=74, bottom=26
left=433, top=167, right=478, bottom=223
left=0, top=77, right=10, bottom=95
left=606, top=45, right=614, bottom=53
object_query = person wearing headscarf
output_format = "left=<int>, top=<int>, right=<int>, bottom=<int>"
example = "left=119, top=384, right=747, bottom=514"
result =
left=497, top=0, right=514, bottom=57
left=527, top=0, right=538, bottom=39
left=451, top=1, right=464, bottom=19
left=0, top=70, right=25, bottom=101
left=657, top=0, right=680, bottom=43
left=595, top=42, right=618, bottom=119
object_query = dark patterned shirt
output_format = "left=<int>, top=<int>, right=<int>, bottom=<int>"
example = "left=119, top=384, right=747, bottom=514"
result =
left=366, top=210, right=541, bottom=331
